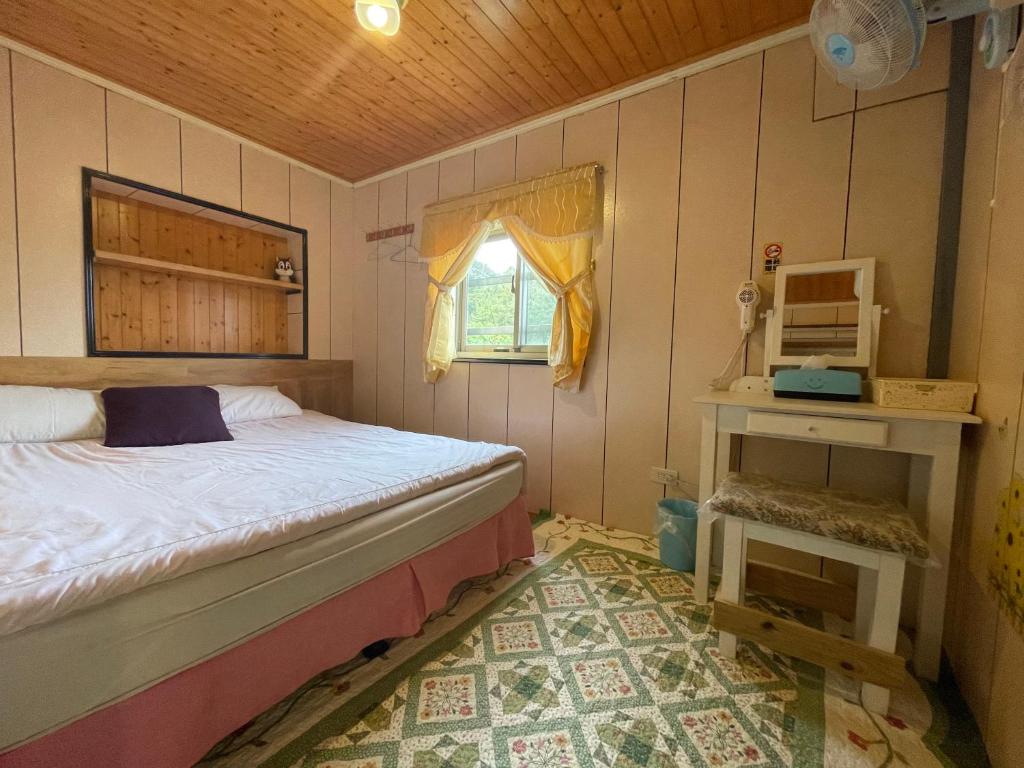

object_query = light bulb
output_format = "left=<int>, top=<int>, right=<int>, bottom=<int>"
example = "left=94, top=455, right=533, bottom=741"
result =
left=365, top=4, right=388, bottom=29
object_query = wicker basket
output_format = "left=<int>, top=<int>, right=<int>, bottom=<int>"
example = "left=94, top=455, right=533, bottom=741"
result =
left=870, top=378, right=977, bottom=413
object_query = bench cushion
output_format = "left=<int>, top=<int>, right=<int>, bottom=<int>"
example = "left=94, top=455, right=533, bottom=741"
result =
left=706, top=473, right=929, bottom=560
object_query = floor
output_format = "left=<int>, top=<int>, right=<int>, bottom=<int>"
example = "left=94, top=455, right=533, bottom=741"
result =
left=198, top=514, right=990, bottom=768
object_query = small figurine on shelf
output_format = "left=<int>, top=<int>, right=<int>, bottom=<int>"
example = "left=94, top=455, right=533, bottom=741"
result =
left=275, top=258, right=295, bottom=283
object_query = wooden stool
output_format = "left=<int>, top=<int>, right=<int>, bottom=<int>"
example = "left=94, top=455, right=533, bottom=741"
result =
left=707, top=473, right=930, bottom=715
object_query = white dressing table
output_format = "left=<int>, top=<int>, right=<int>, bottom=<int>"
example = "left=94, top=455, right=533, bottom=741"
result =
left=693, top=389, right=980, bottom=681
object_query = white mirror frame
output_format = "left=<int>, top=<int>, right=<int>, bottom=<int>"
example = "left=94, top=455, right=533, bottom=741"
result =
left=766, top=257, right=876, bottom=371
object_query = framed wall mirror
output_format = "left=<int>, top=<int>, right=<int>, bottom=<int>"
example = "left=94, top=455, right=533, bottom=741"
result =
left=83, top=169, right=308, bottom=359
left=766, top=257, right=876, bottom=370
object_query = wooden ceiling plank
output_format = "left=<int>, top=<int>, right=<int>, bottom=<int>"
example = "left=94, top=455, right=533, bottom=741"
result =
left=637, top=0, right=687, bottom=62
left=438, top=0, right=569, bottom=107
left=522, top=0, right=612, bottom=89
left=750, top=0, right=783, bottom=32
left=721, top=0, right=755, bottom=40
left=549, top=0, right=630, bottom=82
left=405, top=1, right=548, bottom=114
left=574, top=0, right=647, bottom=78
left=597, top=0, right=667, bottom=72
left=495, top=0, right=594, bottom=96
left=693, top=0, right=733, bottom=49
left=467, top=0, right=580, bottom=103
left=666, top=0, right=710, bottom=56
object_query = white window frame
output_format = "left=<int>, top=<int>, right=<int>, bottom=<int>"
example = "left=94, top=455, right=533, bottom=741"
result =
left=455, top=230, right=550, bottom=362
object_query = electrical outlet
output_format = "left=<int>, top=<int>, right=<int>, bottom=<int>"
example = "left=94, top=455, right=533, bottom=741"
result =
left=649, top=467, right=679, bottom=486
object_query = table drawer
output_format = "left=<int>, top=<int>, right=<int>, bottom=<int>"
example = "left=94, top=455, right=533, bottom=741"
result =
left=746, top=411, right=889, bottom=447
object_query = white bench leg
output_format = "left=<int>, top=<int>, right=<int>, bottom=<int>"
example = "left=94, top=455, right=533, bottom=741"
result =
left=855, top=566, right=878, bottom=643
left=717, top=516, right=747, bottom=659
left=860, top=554, right=906, bottom=714
left=694, top=509, right=715, bottom=604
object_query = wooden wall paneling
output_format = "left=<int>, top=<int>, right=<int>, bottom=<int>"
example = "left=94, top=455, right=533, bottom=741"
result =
left=180, top=122, right=241, bottom=210
left=949, top=28, right=1002, bottom=382
left=468, top=362, right=509, bottom=444
left=290, top=166, right=330, bottom=359
left=376, top=172, right=408, bottom=428
left=0, top=48, right=17, bottom=355
left=105, top=91, right=181, bottom=191
left=156, top=208, right=179, bottom=351
left=176, top=216, right=195, bottom=352
left=747, top=40, right=853, bottom=375
left=845, top=93, right=947, bottom=378
left=602, top=82, right=684, bottom=533
left=551, top=103, right=619, bottom=523
left=94, top=195, right=122, bottom=350
left=403, top=163, right=439, bottom=434
left=11, top=53, right=106, bottom=356
left=667, top=54, right=762, bottom=499
left=222, top=229, right=240, bottom=353
left=206, top=221, right=225, bottom=354
left=241, top=146, right=289, bottom=221
left=136, top=204, right=161, bottom=351
left=352, top=183, right=379, bottom=423
left=118, top=200, right=142, bottom=349
left=330, top=182, right=354, bottom=361
left=506, top=120, right=561, bottom=513
left=192, top=221, right=211, bottom=353
left=813, top=61, right=854, bottom=120
left=508, top=364, right=554, bottom=513
left=432, top=151, right=476, bottom=438
left=855, top=23, right=950, bottom=110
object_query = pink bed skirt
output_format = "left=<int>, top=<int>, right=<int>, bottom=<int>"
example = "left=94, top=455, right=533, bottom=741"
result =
left=1, top=496, right=534, bottom=768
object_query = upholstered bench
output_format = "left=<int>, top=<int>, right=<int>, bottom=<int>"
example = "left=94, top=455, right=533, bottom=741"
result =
left=706, top=472, right=930, bottom=714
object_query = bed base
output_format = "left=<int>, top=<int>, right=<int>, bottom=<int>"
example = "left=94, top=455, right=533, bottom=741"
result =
left=0, top=495, right=533, bottom=768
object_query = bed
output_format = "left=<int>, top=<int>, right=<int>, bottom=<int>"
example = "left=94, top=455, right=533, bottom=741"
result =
left=0, top=406, right=533, bottom=767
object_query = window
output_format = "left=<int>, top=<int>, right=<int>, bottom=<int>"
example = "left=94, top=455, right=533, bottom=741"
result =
left=456, top=229, right=555, bottom=360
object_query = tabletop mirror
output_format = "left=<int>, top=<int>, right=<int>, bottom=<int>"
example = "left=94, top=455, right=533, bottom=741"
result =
left=766, top=257, right=876, bottom=371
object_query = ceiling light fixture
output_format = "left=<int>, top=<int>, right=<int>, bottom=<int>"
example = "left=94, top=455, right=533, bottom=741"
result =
left=355, top=0, right=405, bottom=36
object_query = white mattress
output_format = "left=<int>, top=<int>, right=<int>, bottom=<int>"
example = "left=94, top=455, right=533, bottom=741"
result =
left=1, top=460, right=523, bottom=750
left=0, top=411, right=524, bottom=637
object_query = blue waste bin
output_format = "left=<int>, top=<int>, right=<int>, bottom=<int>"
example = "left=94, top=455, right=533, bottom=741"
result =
left=656, top=498, right=699, bottom=572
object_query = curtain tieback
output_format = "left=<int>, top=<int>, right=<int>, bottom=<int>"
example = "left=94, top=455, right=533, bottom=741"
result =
left=554, top=267, right=593, bottom=298
left=428, top=276, right=455, bottom=294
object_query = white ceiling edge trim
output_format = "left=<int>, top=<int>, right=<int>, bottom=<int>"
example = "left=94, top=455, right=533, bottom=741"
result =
left=355, top=22, right=810, bottom=188
left=0, top=33, right=357, bottom=189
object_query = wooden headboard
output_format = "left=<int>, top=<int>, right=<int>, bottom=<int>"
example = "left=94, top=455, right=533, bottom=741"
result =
left=0, top=358, right=352, bottom=420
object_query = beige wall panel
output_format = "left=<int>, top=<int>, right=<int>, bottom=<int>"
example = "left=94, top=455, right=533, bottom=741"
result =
left=468, top=363, right=508, bottom=444
left=749, top=41, right=852, bottom=373
left=434, top=361, right=469, bottom=439
left=431, top=152, right=475, bottom=436
left=813, top=60, right=854, bottom=120
left=603, top=82, right=683, bottom=533
left=12, top=54, right=106, bottom=357
left=515, top=122, right=563, bottom=179
left=667, top=55, right=762, bottom=498
left=950, top=27, right=1002, bottom=382
left=985, top=613, right=1024, bottom=766
left=403, top=163, right=439, bottom=434
left=376, top=172, right=407, bottom=429
left=330, top=182, right=354, bottom=360
left=855, top=23, right=950, bottom=110
left=474, top=136, right=516, bottom=191
left=180, top=122, right=241, bottom=210
left=951, top=567, right=1000, bottom=732
left=106, top=92, right=180, bottom=191
left=551, top=103, right=619, bottom=523
left=290, top=166, right=331, bottom=359
left=508, top=365, right=554, bottom=513
left=241, top=146, right=289, bottom=222
left=352, top=183, right=379, bottom=423
left=846, top=93, right=946, bottom=378
left=0, top=49, right=19, bottom=355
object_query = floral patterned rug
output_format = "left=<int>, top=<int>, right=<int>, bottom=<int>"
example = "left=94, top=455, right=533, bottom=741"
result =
left=198, top=516, right=989, bottom=768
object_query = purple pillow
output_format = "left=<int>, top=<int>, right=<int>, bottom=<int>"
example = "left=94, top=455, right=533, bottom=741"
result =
left=101, top=386, right=233, bottom=448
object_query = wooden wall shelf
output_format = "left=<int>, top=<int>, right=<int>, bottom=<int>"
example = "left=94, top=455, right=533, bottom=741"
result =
left=93, top=250, right=304, bottom=294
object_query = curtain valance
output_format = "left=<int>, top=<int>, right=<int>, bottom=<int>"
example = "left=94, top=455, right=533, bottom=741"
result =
left=420, top=163, right=601, bottom=263
left=420, top=163, right=602, bottom=393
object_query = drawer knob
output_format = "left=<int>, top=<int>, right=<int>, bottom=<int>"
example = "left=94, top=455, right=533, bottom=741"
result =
left=807, top=425, right=817, bottom=433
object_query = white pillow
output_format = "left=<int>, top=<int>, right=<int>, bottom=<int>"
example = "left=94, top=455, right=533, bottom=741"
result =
left=214, top=385, right=302, bottom=425
left=0, top=385, right=106, bottom=443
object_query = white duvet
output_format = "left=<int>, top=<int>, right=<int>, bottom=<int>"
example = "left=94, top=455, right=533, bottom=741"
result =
left=0, top=412, right=524, bottom=637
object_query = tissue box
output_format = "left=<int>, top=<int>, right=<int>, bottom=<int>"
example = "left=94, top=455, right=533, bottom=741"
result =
left=773, top=369, right=862, bottom=402
left=870, top=378, right=977, bottom=412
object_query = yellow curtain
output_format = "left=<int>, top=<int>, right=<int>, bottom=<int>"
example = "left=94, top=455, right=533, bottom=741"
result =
left=421, top=163, right=600, bottom=391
